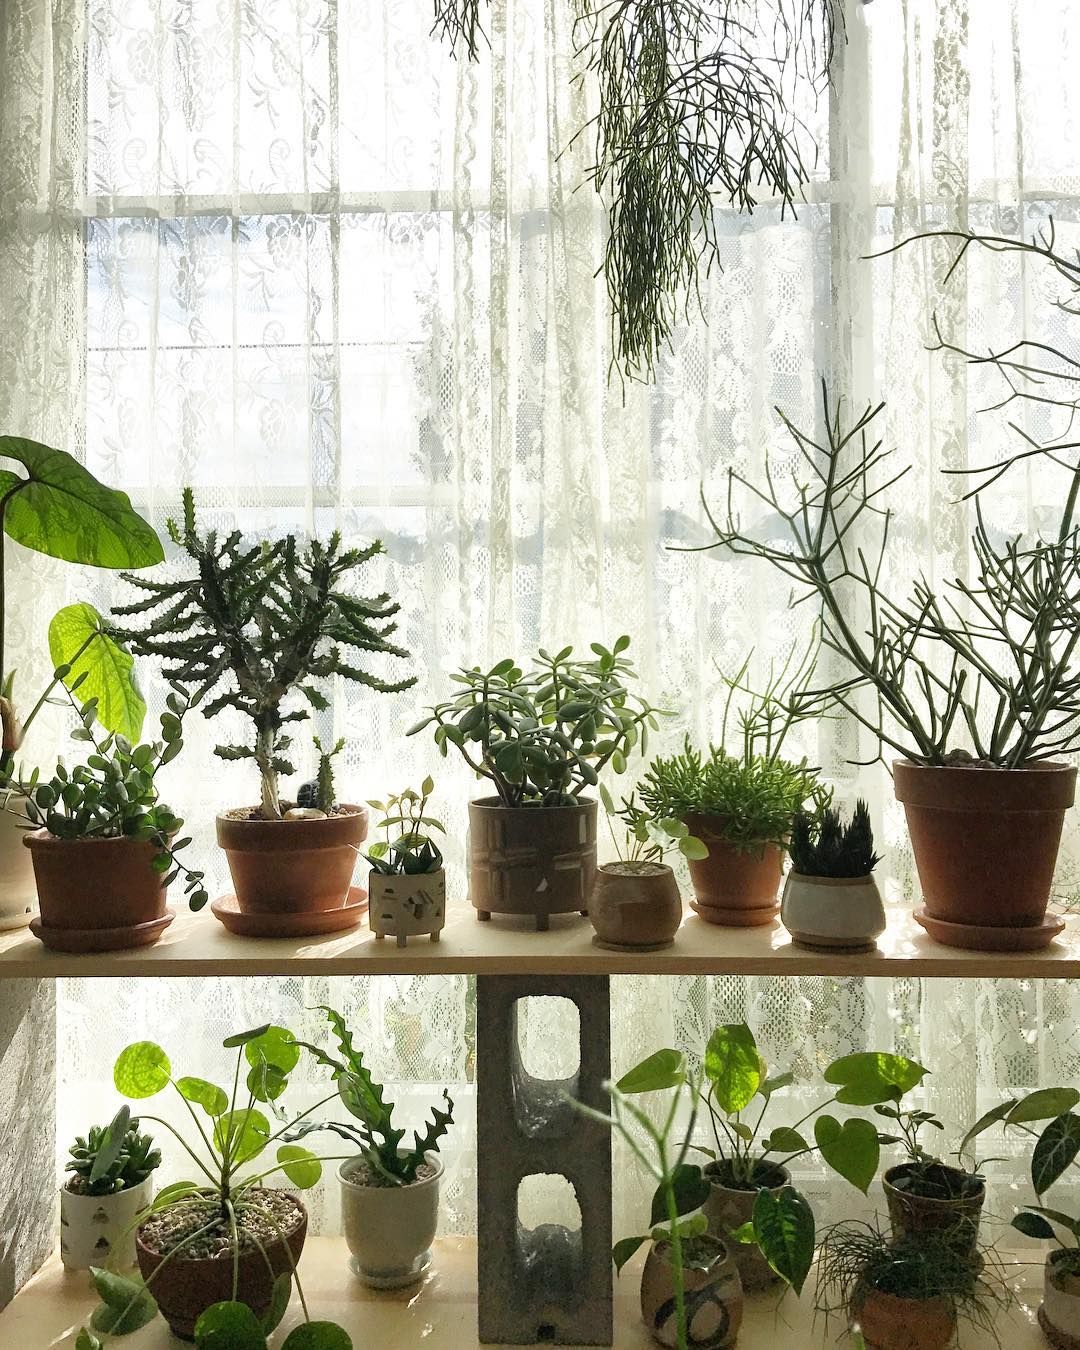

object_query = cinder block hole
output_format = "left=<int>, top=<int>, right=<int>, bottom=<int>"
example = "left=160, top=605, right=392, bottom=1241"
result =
left=515, top=996, right=581, bottom=1079
left=536, top=1325, right=557, bottom=1341
left=517, top=1173, right=582, bottom=1230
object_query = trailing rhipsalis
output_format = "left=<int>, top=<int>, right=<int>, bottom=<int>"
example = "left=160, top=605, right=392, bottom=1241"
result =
left=112, top=490, right=416, bottom=819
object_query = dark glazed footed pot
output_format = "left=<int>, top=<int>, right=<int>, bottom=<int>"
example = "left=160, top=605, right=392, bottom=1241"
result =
left=588, top=861, right=682, bottom=950
left=702, top=1162, right=789, bottom=1291
left=682, top=815, right=782, bottom=926
left=468, top=797, right=596, bottom=930
left=640, top=1236, right=743, bottom=1348
left=216, top=805, right=367, bottom=914
left=883, top=1162, right=985, bottom=1262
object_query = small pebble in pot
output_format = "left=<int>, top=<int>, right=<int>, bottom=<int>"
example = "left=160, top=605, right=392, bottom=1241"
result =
left=284, top=807, right=327, bottom=820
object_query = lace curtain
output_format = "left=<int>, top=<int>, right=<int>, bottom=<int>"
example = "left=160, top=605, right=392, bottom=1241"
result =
left=1, top=0, right=1078, bottom=1236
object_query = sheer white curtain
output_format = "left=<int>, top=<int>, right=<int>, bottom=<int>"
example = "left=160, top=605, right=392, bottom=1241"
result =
left=1, top=0, right=1077, bottom=1236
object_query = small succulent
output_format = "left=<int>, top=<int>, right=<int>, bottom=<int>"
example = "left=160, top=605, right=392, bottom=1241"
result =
left=789, top=800, right=879, bottom=878
left=297, top=736, right=345, bottom=813
left=66, top=1109, right=160, bottom=1196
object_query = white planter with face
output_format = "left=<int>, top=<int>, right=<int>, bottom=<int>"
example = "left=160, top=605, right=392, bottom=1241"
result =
left=60, top=1176, right=153, bottom=1270
left=0, top=798, right=36, bottom=930
left=368, top=869, right=446, bottom=945
left=339, top=1152, right=443, bottom=1287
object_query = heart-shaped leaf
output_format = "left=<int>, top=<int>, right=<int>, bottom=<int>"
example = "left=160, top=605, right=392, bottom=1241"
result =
left=194, top=1301, right=267, bottom=1349
left=616, top=1049, right=685, bottom=1095
left=177, top=1077, right=229, bottom=1117
left=1033, top=1113, right=1080, bottom=1196
left=612, top=1234, right=648, bottom=1274
left=49, top=603, right=146, bottom=739
left=88, top=1268, right=158, bottom=1334
left=824, top=1052, right=927, bottom=1106
left=114, top=1041, right=171, bottom=1098
left=751, top=1187, right=815, bottom=1295
left=762, top=1127, right=808, bottom=1154
left=282, top=1324, right=353, bottom=1350
left=704, top=1024, right=761, bottom=1114
left=814, top=1116, right=880, bottom=1194
left=649, top=1164, right=709, bottom=1225
left=277, top=1144, right=322, bottom=1189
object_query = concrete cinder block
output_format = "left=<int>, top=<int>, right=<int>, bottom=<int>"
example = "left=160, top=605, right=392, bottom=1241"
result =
left=477, top=975, right=612, bottom=1345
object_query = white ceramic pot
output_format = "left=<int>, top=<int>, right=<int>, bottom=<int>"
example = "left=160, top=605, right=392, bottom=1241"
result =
left=0, top=796, right=37, bottom=930
left=339, top=1151, right=443, bottom=1288
left=60, top=1176, right=153, bottom=1270
left=369, top=869, right=446, bottom=946
left=781, top=872, right=886, bottom=952
left=1041, top=1250, right=1080, bottom=1347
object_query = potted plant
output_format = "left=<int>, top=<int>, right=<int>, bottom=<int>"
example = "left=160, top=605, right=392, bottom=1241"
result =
left=409, top=637, right=662, bottom=930
left=113, top=488, right=417, bottom=935
left=0, top=435, right=162, bottom=930
left=588, top=786, right=706, bottom=951
left=2, top=686, right=208, bottom=951
left=781, top=799, right=885, bottom=951
left=365, top=776, right=447, bottom=946
left=76, top=1023, right=352, bottom=1347
left=690, top=1022, right=927, bottom=1291
left=288, top=1005, right=455, bottom=1288
left=61, top=1107, right=160, bottom=1271
left=814, top=1222, right=1009, bottom=1350
left=704, top=225, right=1080, bottom=949
left=573, top=1050, right=744, bottom=1350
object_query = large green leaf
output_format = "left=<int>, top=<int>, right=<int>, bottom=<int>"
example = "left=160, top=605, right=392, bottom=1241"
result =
left=245, top=1025, right=301, bottom=1075
left=751, top=1187, right=815, bottom=1295
left=114, top=1041, right=171, bottom=1098
left=214, top=1108, right=271, bottom=1165
left=612, top=1235, right=649, bottom=1274
left=1032, top=1113, right=1080, bottom=1196
left=88, top=1268, right=158, bottom=1334
left=277, top=1145, right=322, bottom=1190
left=194, top=1302, right=267, bottom=1350
left=282, top=1325, right=353, bottom=1350
left=616, top=1049, right=685, bottom=1095
left=823, top=1052, right=927, bottom=1106
left=649, top=1164, right=709, bottom=1225
left=1008, top=1089, right=1080, bottom=1126
left=0, top=437, right=163, bottom=567
left=814, top=1116, right=879, bottom=1194
left=704, top=1024, right=761, bottom=1114
left=49, top=603, right=145, bottom=739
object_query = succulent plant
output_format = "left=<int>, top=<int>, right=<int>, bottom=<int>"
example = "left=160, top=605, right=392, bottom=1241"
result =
left=65, top=1110, right=160, bottom=1196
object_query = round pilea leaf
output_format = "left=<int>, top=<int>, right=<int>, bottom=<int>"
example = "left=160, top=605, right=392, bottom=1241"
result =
left=277, top=1144, right=322, bottom=1189
left=245, top=1024, right=300, bottom=1076
left=176, top=1077, right=229, bottom=1117
left=114, top=1041, right=171, bottom=1098
left=193, top=1300, right=266, bottom=1349
left=282, top=1323, right=354, bottom=1350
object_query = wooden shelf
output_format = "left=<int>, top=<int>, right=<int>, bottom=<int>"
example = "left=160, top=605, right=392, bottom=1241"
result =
left=1, top=903, right=1078, bottom=979
left=0, top=1236, right=1048, bottom=1348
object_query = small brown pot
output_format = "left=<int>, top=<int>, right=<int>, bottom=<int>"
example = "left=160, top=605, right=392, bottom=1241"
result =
left=468, top=797, right=595, bottom=930
left=136, top=1192, right=307, bottom=1340
left=588, top=861, right=682, bottom=951
left=216, top=806, right=368, bottom=914
left=23, top=832, right=172, bottom=952
left=702, top=1162, right=789, bottom=1291
left=883, top=1162, right=985, bottom=1260
left=853, top=1287, right=956, bottom=1350
left=894, top=759, right=1076, bottom=948
left=683, top=814, right=782, bottom=926
left=640, top=1236, right=743, bottom=1348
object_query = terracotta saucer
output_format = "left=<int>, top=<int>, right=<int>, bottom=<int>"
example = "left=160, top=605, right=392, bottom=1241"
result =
left=29, top=910, right=174, bottom=953
left=690, top=900, right=779, bottom=928
left=914, top=906, right=1065, bottom=952
left=211, top=887, right=368, bottom=938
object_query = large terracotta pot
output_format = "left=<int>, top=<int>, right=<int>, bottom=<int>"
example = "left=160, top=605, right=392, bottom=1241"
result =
left=216, top=805, right=367, bottom=914
left=883, top=1163, right=985, bottom=1261
left=468, top=797, right=596, bottom=930
left=852, top=1287, right=956, bottom=1350
left=640, top=1236, right=743, bottom=1348
left=702, top=1162, right=789, bottom=1291
left=23, top=832, right=173, bottom=952
left=683, top=814, right=782, bottom=926
left=588, top=861, right=682, bottom=951
left=136, top=1191, right=307, bottom=1340
left=781, top=871, right=886, bottom=952
left=339, top=1152, right=442, bottom=1288
left=0, top=796, right=36, bottom=930
left=894, top=760, right=1076, bottom=949
left=1040, top=1250, right=1080, bottom=1349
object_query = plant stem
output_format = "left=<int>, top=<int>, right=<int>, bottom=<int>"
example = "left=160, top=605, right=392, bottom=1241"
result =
left=658, top=1133, right=688, bottom=1350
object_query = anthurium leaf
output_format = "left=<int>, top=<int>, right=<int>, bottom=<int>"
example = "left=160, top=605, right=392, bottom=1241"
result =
left=223, top=1023, right=272, bottom=1048
left=88, top=1105, right=132, bottom=1187
left=48, top=603, right=146, bottom=739
left=88, top=1267, right=158, bottom=1334
left=194, top=1301, right=267, bottom=1349
left=1011, top=1211, right=1057, bottom=1241
left=262, top=1274, right=293, bottom=1335
left=213, top=1108, right=271, bottom=1164
left=751, top=1187, right=815, bottom=1295
left=616, top=1049, right=685, bottom=1094
left=1032, top=1113, right=1080, bottom=1196
left=114, top=1041, right=171, bottom=1098
left=612, top=1235, right=648, bottom=1274
left=176, top=1077, right=229, bottom=1117
left=814, top=1116, right=879, bottom=1194
left=245, top=1025, right=301, bottom=1075
left=277, top=1144, right=322, bottom=1189
left=1007, top=1089, right=1080, bottom=1126
left=1028, top=1206, right=1080, bottom=1237
left=0, top=437, right=163, bottom=567
left=824, top=1052, right=928, bottom=1106
left=649, top=1164, right=709, bottom=1225
left=704, top=1024, right=761, bottom=1114
left=281, top=1323, right=353, bottom=1349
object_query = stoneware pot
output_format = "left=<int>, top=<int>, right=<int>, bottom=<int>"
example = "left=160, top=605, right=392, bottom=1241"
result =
left=883, top=1162, right=985, bottom=1261
left=60, top=1176, right=153, bottom=1270
left=136, top=1191, right=307, bottom=1340
left=683, top=815, right=782, bottom=926
left=588, top=861, right=682, bottom=951
left=702, top=1163, right=789, bottom=1292
left=640, top=1235, right=743, bottom=1348
left=0, top=796, right=36, bottom=930
left=781, top=871, right=887, bottom=952
left=23, top=832, right=173, bottom=952
left=468, top=797, right=596, bottom=930
left=216, top=805, right=368, bottom=914
left=339, top=1151, right=442, bottom=1288
left=852, top=1287, right=956, bottom=1350
left=894, top=759, right=1076, bottom=951
left=1040, top=1249, right=1080, bottom=1349
left=369, top=868, right=446, bottom=945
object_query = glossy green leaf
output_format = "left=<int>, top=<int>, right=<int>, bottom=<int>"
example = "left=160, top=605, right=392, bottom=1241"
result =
left=245, top=1024, right=301, bottom=1075
left=751, top=1187, right=815, bottom=1294
left=704, top=1024, right=761, bottom=1114
left=88, top=1268, right=158, bottom=1334
left=49, top=603, right=146, bottom=739
left=213, top=1108, right=271, bottom=1165
left=814, top=1116, right=880, bottom=1194
left=762, top=1127, right=808, bottom=1154
left=281, top=1323, right=353, bottom=1350
left=247, top=1063, right=288, bottom=1104
left=277, top=1144, right=322, bottom=1189
left=1007, top=1088, right=1080, bottom=1126
left=616, top=1049, right=685, bottom=1094
left=958, top=1100, right=1017, bottom=1163
left=176, top=1077, right=229, bottom=1117
left=1032, top=1113, right=1080, bottom=1196
left=823, top=1052, right=928, bottom=1106
left=194, top=1301, right=267, bottom=1350
left=114, top=1041, right=171, bottom=1098
left=649, top=1164, right=709, bottom=1225
left=612, top=1234, right=648, bottom=1274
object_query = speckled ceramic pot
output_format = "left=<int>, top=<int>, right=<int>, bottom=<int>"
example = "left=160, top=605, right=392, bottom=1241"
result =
left=640, top=1235, right=743, bottom=1348
left=781, top=871, right=886, bottom=951
left=702, top=1163, right=789, bottom=1291
left=588, top=861, right=682, bottom=950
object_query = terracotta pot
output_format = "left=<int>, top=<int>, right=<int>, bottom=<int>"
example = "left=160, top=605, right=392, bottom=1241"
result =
left=852, top=1287, right=956, bottom=1350
left=0, top=796, right=36, bottom=931
left=136, top=1191, right=307, bottom=1340
left=702, top=1162, right=789, bottom=1291
left=216, top=805, right=367, bottom=914
left=1040, top=1250, right=1080, bottom=1349
left=640, top=1236, right=743, bottom=1348
left=883, top=1162, right=985, bottom=1260
left=588, top=861, right=682, bottom=950
left=339, top=1152, right=442, bottom=1288
left=369, top=868, right=446, bottom=946
left=468, top=797, right=596, bottom=930
left=781, top=871, right=886, bottom=951
left=23, top=832, right=172, bottom=951
left=683, top=815, right=782, bottom=926
left=893, top=760, right=1076, bottom=945
left=60, top=1176, right=153, bottom=1270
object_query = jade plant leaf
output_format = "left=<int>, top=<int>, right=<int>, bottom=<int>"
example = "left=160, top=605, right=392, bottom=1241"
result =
left=0, top=437, right=163, bottom=567
left=88, top=1267, right=158, bottom=1334
left=176, top=1077, right=229, bottom=1117
left=704, top=1024, right=761, bottom=1114
left=277, top=1144, right=323, bottom=1189
left=114, top=1041, right=172, bottom=1098
left=823, top=1052, right=927, bottom=1106
left=213, top=1107, right=271, bottom=1164
left=194, top=1301, right=267, bottom=1349
left=48, top=603, right=146, bottom=739
left=1032, top=1112, right=1080, bottom=1196
left=282, top=1324, right=354, bottom=1350
left=751, top=1186, right=815, bottom=1295
left=814, top=1116, right=880, bottom=1194
left=616, top=1049, right=685, bottom=1094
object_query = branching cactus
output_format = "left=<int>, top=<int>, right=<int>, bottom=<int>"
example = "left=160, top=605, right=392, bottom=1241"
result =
left=112, top=490, right=416, bottom=819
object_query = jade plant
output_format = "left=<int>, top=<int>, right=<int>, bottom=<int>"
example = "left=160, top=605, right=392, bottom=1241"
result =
left=112, top=488, right=416, bottom=819
left=789, top=800, right=879, bottom=878
left=65, top=1107, right=160, bottom=1197
left=363, top=777, right=446, bottom=877
left=408, top=637, right=663, bottom=807
left=75, top=1023, right=355, bottom=1349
